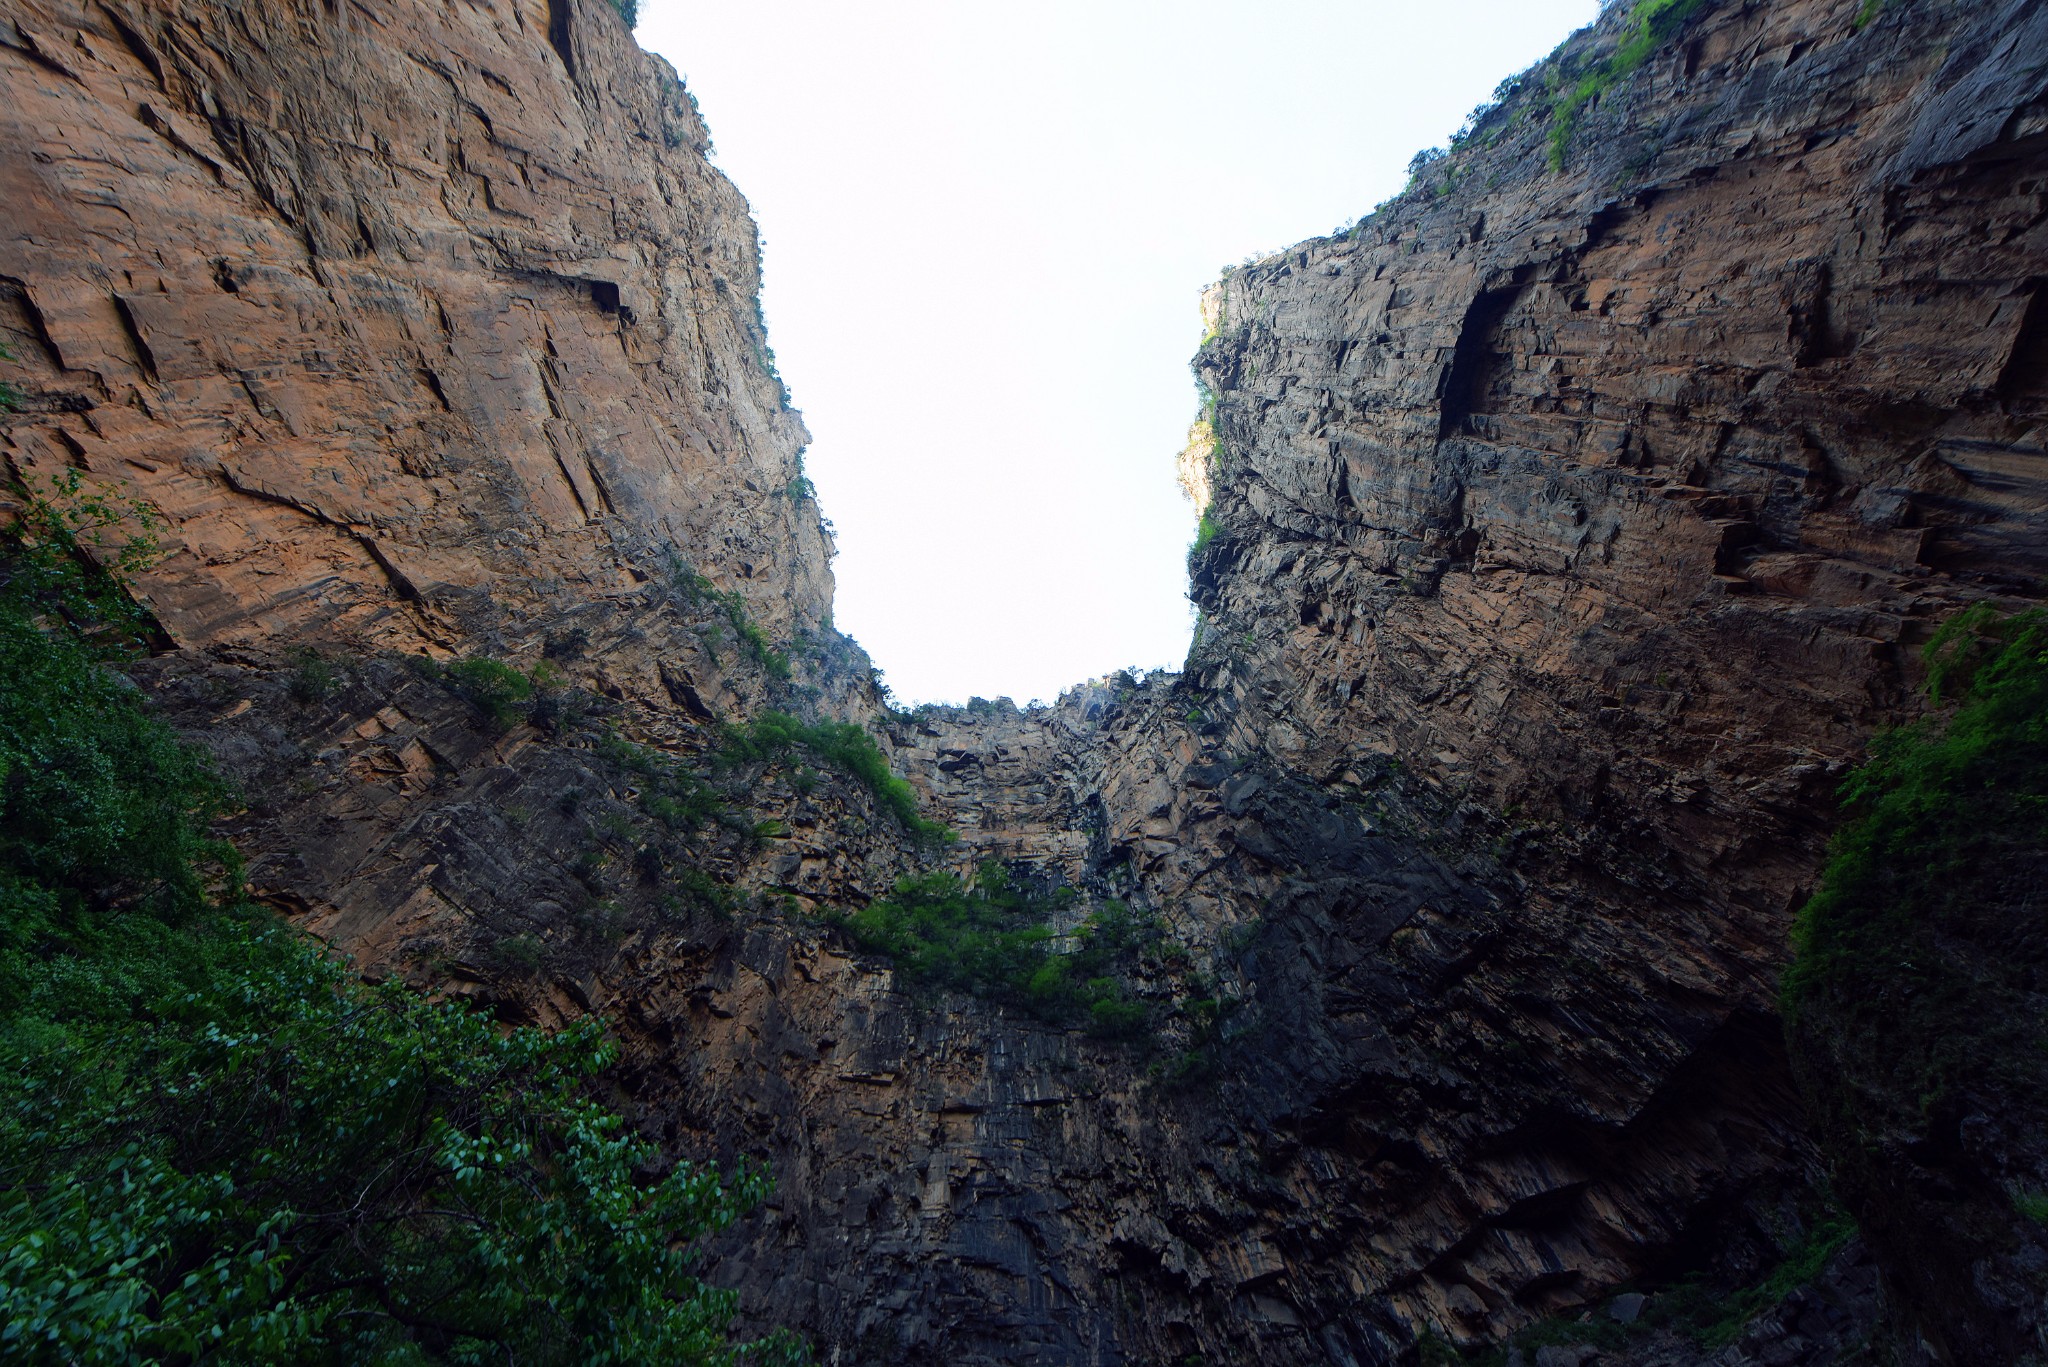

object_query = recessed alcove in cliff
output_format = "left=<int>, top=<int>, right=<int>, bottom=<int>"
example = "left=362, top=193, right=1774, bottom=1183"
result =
left=635, top=0, right=1603, bottom=705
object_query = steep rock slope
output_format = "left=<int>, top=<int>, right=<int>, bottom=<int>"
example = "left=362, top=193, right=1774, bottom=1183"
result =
left=897, top=0, right=2048, bottom=1357
left=0, top=0, right=829, bottom=651
left=2, top=0, right=2046, bottom=1364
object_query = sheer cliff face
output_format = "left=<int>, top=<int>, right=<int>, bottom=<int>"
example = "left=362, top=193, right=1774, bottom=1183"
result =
left=0, top=0, right=829, bottom=651
left=904, top=0, right=2048, bottom=1357
left=4, top=0, right=2047, bottom=1364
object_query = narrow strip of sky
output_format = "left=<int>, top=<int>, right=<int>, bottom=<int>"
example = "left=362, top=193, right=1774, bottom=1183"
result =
left=637, top=0, right=1601, bottom=706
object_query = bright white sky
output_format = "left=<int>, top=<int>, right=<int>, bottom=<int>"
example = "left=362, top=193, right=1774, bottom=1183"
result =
left=636, top=0, right=1600, bottom=706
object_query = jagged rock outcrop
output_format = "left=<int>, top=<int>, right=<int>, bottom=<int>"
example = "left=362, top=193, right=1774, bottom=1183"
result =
left=4, top=0, right=2046, bottom=1363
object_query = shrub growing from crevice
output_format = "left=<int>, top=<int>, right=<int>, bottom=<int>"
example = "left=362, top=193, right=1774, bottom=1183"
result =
left=1547, top=0, right=1710, bottom=171
left=723, top=710, right=949, bottom=843
left=597, top=730, right=732, bottom=832
left=835, top=864, right=1155, bottom=1036
left=1464, top=1202, right=1855, bottom=1364
left=670, top=558, right=792, bottom=681
left=406, top=653, right=557, bottom=731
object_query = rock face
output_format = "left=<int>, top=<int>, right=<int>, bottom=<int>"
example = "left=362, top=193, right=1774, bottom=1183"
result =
left=4, top=0, right=2047, bottom=1363
left=0, top=0, right=829, bottom=654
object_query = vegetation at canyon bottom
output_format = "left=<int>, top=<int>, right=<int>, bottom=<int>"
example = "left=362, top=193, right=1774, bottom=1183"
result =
left=0, top=495, right=802, bottom=1363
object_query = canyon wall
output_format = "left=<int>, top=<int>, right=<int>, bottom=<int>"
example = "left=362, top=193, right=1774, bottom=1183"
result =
left=3, top=0, right=2046, bottom=1363
left=0, top=0, right=830, bottom=655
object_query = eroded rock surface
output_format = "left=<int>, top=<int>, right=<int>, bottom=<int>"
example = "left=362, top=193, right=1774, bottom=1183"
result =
left=0, top=0, right=829, bottom=653
left=4, top=0, right=2046, bottom=1363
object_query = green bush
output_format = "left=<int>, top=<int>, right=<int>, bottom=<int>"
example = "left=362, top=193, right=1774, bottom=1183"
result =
left=837, top=865, right=1152, bottom=1035
left=724, top=711, right=949, bottom=842
left=670, top=560, right=792, bottom=681
left=287, top=647, right=339, bottom=704
left=1783, top=603, right=2047, bottom=1339
left=6, top=468, right=164, bottom=644
left=597, top=731, right=731, bottom=832
left=1784, top=605, right=2048, bottom=1025
left=445, top=656, right=533, bottom=728
left=0, top=557, right=802, bottom=1363
left=662, top=866, right=737, bottom=921
left=1547, top=0, right=1709, bottom=171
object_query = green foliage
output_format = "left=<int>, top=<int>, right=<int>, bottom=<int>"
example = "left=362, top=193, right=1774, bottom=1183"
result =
left=407, top=653, right=557, bottom=730
left=1190, top=514, right=1222, bottom=563
left=1416, top=1327, right=1462, bottom=1367
left=487, top=930, right=548, bottom=973
left=1852, top=0, right=1882, bottom=31
left=724, top=711, right=949, bottom=842
left=607, top=0, right=638, bottom=27
left=1472, top=1205, right=1855, bottom=1364
left=1784, top=606, right=2048, bottom=1028
left=662, top=866, right=737, bottom=921
left=671, top=559, right=792, bottom=681
left=836, top=865, right=1154, bottom=1036
left=287, top=647, right=339, bottom=704
left=445, top=656, right=533, bottom=728
left=0, top=340, right=19, bottom=411
left=1782, top=604, right=2046, bottom=1336
left=2017, top=1191, right=2048, bottom=1226
left=1151, top=988, right=1245, bottom=1088
left=6, top=468, right=165, bottom=646
left=0, top=578, right=802, bottom=1364
left=597, top=731, right=732, bottom=832
left=1691, top=1210, right=1856, bottom=1348
left=1547, top=0, right=1710, bottom=171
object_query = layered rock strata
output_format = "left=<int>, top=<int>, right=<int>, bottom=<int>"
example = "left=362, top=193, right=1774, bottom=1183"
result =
left=3, top=0, right=2047, bottom=1363
left=0, top=0, right=828, bottom=654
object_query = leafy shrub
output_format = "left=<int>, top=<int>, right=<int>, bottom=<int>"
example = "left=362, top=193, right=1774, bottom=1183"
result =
left=724, top=711, right=949, bottom=842
left=597, top=731, right=731, bottom=832
left=1785, top=605, right=2048, bottom=1025
left=487, top=930, right=548, bottom=973
left=287, top=647, right=339, bottom=704
left=670, top=559, right=792, bottom=681
left=1784, top=604, right=2047, bottom=1339
left=662, top=866, right=737, bottom=921
left=445, top=656, right=533, bottom=728
left=0, top=568, right=802, bottom=1364
left=837, top=865, right=1152, bottom=1035
left=5, top=468, right=164, bottom=644
left=1547, top=0, right=1709, bottom=171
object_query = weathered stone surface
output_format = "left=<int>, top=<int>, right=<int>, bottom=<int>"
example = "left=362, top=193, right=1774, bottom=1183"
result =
left=0, top=0, right=830, bottom=654
left=4, top=0, right=2045, bottom=1363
